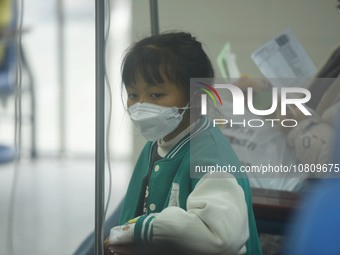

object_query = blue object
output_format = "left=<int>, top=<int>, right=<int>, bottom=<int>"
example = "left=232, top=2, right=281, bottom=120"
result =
left=285, top=115, right=340, bottom=255
left=286, top=179, right=340, bottom=255
left=0, top=144, right=15, bottom=164
left=0, top=41, right=16, bottom=97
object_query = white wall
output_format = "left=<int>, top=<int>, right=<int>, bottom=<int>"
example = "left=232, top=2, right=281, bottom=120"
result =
left=132, top=0, right=340, bottom=75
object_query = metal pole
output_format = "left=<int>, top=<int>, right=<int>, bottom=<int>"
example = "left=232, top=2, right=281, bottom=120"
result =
left=57, top=0, right=66, bottom=157
left=149, top=0, right=159, bottom=35
left=95, top=0, right=106, bottom=254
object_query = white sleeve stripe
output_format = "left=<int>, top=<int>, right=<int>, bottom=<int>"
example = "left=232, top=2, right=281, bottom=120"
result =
left=147, top=218, right=155, bottom=242
left=141, top=214, right=154, bottom=242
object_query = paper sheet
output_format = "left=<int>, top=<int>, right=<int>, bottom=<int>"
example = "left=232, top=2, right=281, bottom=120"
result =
left=251, top=29, right=316, bottom=87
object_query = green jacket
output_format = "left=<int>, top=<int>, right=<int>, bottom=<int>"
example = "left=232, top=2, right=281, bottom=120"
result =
left=120, top=117, right=262, bottom=255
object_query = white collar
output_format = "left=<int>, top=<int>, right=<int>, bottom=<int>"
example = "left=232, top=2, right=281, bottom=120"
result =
left=157, top=122, right=196, bottom=158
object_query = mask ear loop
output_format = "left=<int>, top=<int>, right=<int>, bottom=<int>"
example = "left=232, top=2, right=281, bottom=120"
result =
left=177, top=90, right=197, bottom=116
left=179, top=88, right=204, bottom=114
left=178, top=102, right=191, bottom=117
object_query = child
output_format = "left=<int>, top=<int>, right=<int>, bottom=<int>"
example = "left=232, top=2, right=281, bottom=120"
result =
left=107, top=32, right=262, bottom=255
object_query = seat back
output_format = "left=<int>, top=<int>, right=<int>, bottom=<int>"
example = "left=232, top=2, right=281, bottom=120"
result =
left=0, top=0, right=17, bottom=100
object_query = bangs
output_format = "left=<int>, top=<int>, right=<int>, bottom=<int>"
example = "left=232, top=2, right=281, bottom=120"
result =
left=122, top=45, right=177, bottom=87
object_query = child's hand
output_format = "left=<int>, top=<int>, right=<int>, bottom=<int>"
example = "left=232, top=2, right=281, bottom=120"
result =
left=109, top=223, right=135, bottom=245
left=108, top=217, right=139, bottom=245
left=104, top=237, right=111, bottom=252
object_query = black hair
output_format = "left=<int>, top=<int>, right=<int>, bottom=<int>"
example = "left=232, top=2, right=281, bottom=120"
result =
left=121, top=32, right=214, bottom=99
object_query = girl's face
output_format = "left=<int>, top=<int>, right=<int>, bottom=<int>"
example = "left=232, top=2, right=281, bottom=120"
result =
left=126, top=72, right=188, bottom=108
left=126, top=71, right=190, bottom=141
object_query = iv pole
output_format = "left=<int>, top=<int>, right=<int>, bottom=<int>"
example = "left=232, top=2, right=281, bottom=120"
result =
left=150, top=0, right=160, bottom=35
left=95, top=0, right=105, bottom=254
left=94, top=1, right=159, bottom=254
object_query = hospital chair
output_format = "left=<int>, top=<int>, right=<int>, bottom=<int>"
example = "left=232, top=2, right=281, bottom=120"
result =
left=0, top=0, right=36, bottom=162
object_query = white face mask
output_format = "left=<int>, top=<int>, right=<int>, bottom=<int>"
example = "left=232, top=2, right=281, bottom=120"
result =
left=128, top=102, right=189, bottom=141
